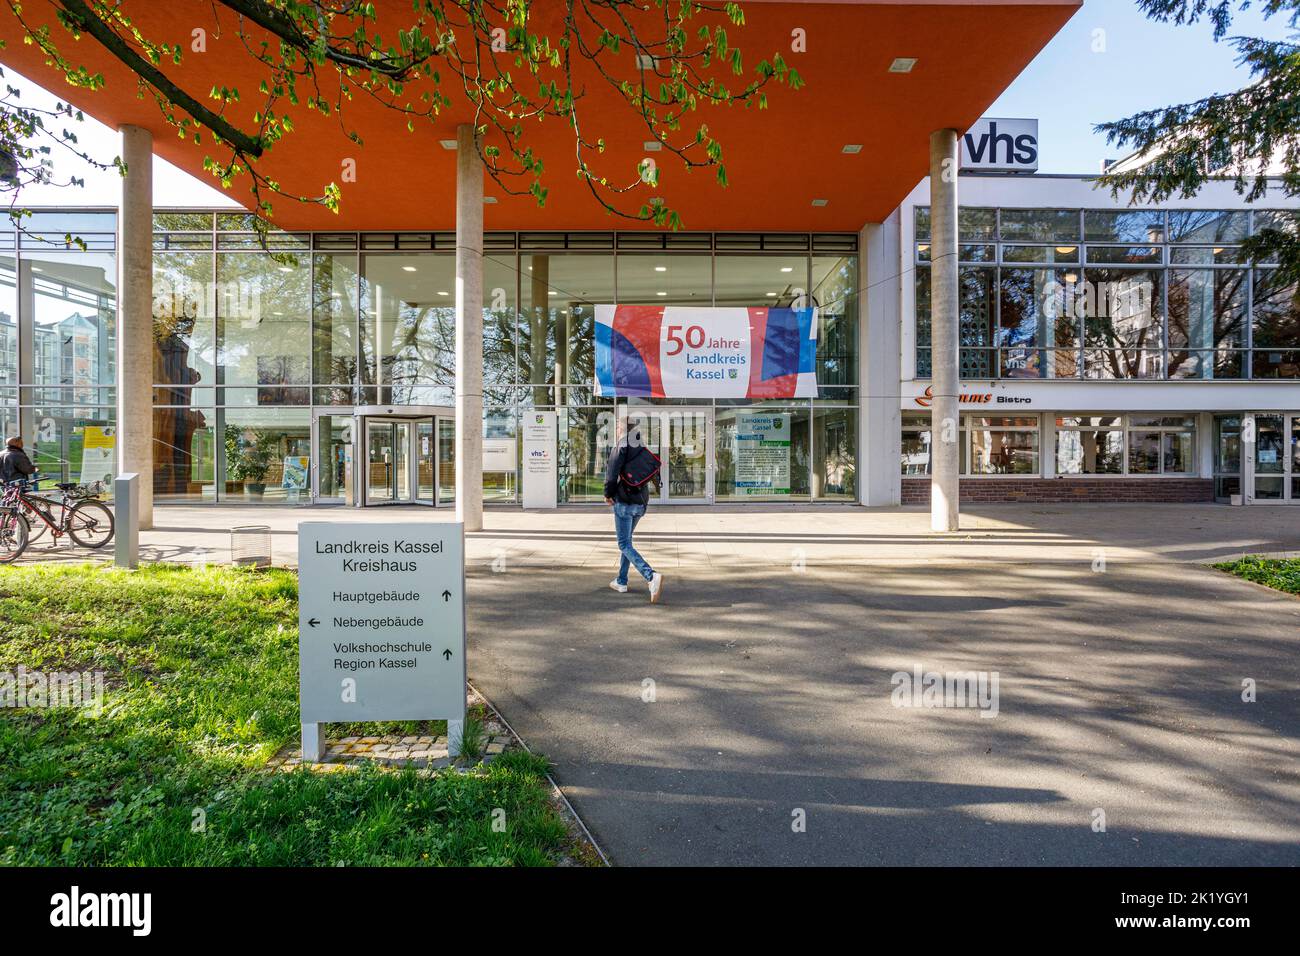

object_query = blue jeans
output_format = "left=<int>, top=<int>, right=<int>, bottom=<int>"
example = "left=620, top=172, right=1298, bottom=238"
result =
left=613, top=501, right=654, bottom=585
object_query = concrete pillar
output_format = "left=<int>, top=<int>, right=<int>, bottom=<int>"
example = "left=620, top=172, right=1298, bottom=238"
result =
left=454, top=123, right=484, bottom=532
left=117, top=125, right=153, bottom=529
left=928, top=129, right=960, bottom=532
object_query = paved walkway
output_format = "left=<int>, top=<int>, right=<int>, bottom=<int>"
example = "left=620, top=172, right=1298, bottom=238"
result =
left=26, top=502, right=1300, bottom=865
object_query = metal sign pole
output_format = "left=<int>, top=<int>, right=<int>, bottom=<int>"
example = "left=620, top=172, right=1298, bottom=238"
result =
left=113, top=473, right=138, bottom=569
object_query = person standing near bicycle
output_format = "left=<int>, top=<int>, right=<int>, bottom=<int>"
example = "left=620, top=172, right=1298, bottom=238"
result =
left=0, top=436, right=36, bottom=485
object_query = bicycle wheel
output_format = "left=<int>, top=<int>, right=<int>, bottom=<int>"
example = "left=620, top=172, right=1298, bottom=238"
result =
left=24, top=503, right=47, bottom=543
left=66, top=499, right=115, bottom=549
left=0, top=510, right=29, bottom=563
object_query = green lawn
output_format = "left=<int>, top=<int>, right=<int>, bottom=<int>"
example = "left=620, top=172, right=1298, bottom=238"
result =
left=1215, top=556, right=1300, bottom=596
left=0, top=564, right=574, bottom=866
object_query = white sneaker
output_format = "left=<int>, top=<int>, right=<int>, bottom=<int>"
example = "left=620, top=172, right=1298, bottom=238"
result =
left=609, top=580, right=628, bottom=593
left=648, top=572, right=664, bottom=603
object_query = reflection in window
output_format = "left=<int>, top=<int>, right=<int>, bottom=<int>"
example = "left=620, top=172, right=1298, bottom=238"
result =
left=154, top=252, right=215, bottom=396
left=520, top=253, right=611, bottom=405
left=1056, top=416, right=1124, bottom=474
left=27, top=252, right=117, bottom=409
left=216, top=252, right=310, bottom=404
left=1167, top=268, right=1245, bottom=379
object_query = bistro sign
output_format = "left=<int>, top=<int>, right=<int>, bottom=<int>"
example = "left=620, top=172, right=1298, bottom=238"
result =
left=913, top=385, right=1031, bottom=407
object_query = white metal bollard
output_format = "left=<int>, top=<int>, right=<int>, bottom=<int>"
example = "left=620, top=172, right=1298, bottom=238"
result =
left=114, top=473, right=139, bottom=569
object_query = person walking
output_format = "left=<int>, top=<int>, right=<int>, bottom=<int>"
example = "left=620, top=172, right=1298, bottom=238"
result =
left=604, top=420, right=665, bottom=602
left=0, top=435, right=36, bottom=485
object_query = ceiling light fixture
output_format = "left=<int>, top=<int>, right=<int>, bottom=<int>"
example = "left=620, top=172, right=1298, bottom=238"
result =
left=888, top=57, right=917, bottom=73
left=654, top=265, right=667, bottom=272
left=644, top=141, right=663, bottom=152
left=811, top=198, right=828, bottom=207
left=439, top=140, right=457, bottom=150
left=483, top=196, right=498, bottom=204
left=402, top=266, right=417, bottom=272
left=842, top=144, right=863, bottom=155
left=780, top=266, right=793, bottom=273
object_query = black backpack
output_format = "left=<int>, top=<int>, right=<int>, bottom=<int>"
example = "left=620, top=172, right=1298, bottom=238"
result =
left=620, top=443, right=661, bottom=489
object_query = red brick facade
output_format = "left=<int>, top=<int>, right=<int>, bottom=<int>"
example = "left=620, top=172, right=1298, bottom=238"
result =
left=900, top=477, right=1216, bottom=504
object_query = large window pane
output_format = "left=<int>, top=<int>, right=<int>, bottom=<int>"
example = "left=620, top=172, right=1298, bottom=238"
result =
left=1084, top=210, right=1165, bottom=243
left=1167, top=210, right=1247, bottom=244
left=219, top=407, right=310, bottom=502
left=1252, top=268, right=1300, bottom=348
left=482, top=254, right=519, bottom=396
left=715, top=404, right=810, bottom=499
left=1056, top=418, right=1124, bottom=474
left=1167, top=267, right=1246, bottom=379
left=153, top=252, right=215, bottom=395
left=558, top=403, right=616, bottom=502
left=154, top=405, right=215, bottom=502
left=28, top=252, right=117, bottom=406
left=1000, top=209, right=1079, bottom=242
left=361, top=253, right=453, bottom=405
left=969, top=418, right=1039, bottom=474
left=998, top=267, right=1076, bottom=378
left=1082, top=267, right=1163, bottom=378
left=0, top=256, right=15, bottom=386
left=812, top=255, right=857, bottom=390
left=812, top=406, right=855, bottom=498
left=520, top=253, right=613, bottom=404
left=714, top=255, right=807, bottom=307
left=216, top=252, right=310, bottom=404
left=615, top=253, right=711, bottom=306
left=28, top=407, right=116, bottom=486
left=312, top=252, right=359, bottom=398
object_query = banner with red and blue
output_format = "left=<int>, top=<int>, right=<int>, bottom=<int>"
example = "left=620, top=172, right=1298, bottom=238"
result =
left=594, top=305, right=818, bottom=399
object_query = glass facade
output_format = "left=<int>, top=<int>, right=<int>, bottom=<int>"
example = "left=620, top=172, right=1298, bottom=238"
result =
left=149, top=217, right=860, bottom=503
left=914, top=207, right=1300, bottom=380
left=0, top=212, right=118, bottom=488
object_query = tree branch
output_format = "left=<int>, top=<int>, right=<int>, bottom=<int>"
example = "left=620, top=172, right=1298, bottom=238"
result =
left=56, top=0, right=265, bottom=156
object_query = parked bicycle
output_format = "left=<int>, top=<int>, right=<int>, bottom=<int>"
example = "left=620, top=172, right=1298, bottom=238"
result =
left=0, top=478, right=115, bottom=563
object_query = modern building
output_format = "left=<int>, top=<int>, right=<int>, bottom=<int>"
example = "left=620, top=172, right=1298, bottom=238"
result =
left=1, top=0, right=1295, bottom=522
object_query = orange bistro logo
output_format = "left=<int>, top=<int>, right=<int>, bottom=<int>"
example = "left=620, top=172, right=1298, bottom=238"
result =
left=914, top=385, right=993, bottom=408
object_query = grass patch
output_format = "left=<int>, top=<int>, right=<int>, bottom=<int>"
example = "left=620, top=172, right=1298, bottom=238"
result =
left=1214, top=556, right=1300, bottom=596
left=0, top=563, right=573, bottom=866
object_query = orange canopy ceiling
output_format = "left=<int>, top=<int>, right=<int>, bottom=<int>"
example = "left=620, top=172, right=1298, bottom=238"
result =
left=0, top=0, right=1079, bottom=232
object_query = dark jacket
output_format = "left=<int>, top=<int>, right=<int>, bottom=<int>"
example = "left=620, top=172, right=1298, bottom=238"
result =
left=604, top=440, right=656, bottom=506
left=0, top=444, right=35, bottom=485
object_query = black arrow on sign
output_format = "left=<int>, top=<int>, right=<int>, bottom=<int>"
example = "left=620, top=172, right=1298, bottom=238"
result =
left=441, top=589, right=452, bottom=601
left=308, top=618, right=319, bottom=628
left=442, top=648, right=453, bottom=660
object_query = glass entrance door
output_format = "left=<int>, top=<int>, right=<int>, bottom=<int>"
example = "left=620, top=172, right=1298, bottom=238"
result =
left=363, top=416, right=438, bottom=505
left=623, top=406, right=713, bottom=504
left=313, top=412, right=353, bottom=504
left=1249, top=413, right=1298, bottom=503
left=366, top=420, right=408, bottom=504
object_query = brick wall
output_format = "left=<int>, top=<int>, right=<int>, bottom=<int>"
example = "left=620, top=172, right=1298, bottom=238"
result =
left=900, top=477, right=1216, bottom=504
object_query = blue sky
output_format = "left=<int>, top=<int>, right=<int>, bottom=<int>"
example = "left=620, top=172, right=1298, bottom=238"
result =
left=5, top=0, right=1297, bottom=202
left=987, top=0, right=1297, bottom=173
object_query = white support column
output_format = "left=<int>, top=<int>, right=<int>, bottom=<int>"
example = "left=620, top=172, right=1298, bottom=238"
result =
left=455, top=123, right=484, bottom=532
left=117, top=125, right=154, bottom=530
left=928, top=129, right=960, bottom=532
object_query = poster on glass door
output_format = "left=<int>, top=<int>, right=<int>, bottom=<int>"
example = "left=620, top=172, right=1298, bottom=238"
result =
left=734, top=412, right=791, bottom=495
left=594, top=305, right=818, bottom=399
